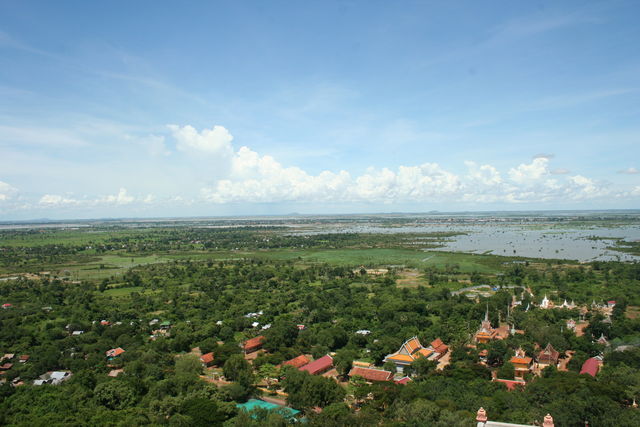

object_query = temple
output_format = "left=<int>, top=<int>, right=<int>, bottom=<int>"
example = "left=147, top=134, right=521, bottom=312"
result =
left=474, top=308, right=498, bottom=344
left=536, top=343, right=560, bottom=370
left=383, top=337, right=448, bottom=373
left=509, top=348, right=532, bottom=380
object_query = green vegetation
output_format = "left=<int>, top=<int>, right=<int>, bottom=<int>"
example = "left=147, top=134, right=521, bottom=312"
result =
left=0, top=224, right=639, bottom=425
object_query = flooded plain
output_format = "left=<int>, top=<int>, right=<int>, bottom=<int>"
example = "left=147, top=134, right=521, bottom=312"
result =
left=288, top=215, right=640, bottom=262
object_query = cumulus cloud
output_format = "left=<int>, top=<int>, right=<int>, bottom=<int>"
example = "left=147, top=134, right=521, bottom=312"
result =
left=39, top=194, right=80, bottom=206
left=508, top=158, right=549, bottom=184
left=20, top=124, right=640, bottom=212
left=465, top=161, right=502, bottom=186
left=169, top=124, right=234, bottom=156
left=618, top=167, right=639, bottom=174
left=163, top=124, right=629, bottom=206
left=98, top=188, right=134, bottom=205
left=0, top=181, right=18, bottom=201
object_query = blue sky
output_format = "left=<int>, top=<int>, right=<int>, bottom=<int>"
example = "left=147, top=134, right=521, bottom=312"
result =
left=1, top=0, right=639, bottom=219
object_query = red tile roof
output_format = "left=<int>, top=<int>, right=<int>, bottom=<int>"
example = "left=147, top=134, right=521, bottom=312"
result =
left=395, top=376, right=412, bottom=385
left=580, top=357, right=601, bottom=377
left=299, top=355, right=333, bottom=375
left=243, top=335, right=265, bottom=352
left=348, top=366, right=393, bottom=382
left=106, top=347, right=125, bottom=358
left=200, top=352, right=215, bottom=365
left=283, top=355, right=311, bottom=369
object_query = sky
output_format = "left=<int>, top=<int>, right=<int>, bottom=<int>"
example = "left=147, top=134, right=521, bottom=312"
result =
left=1, top=0, right=639, bottom=220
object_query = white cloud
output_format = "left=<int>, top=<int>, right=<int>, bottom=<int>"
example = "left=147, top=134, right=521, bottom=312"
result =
left=508, top=158, right=549, bottom=184
left=465, top=161, right=502, bottom=186
left=98, top=188, right=134, bottom=205
left=533, top=153, right=554, bottom=160
left=39, top=194, right=80, bottom=206
left=169, top=124, right=234, bottom=156
left=0, top=181, right=18, bottom=201
left=14, top=124, right=638, bottom=213
left=618, top=167, right=639, bottom=175
left=39, top=188, right=134, bottom=208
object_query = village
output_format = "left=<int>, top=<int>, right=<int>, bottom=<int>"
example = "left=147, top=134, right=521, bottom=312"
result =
left=4, top=287, right=619, bottom=425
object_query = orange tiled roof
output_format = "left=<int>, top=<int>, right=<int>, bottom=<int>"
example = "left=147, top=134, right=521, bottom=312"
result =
left=405, top=338, right=422, bottom=354
left=200, top=352, right=214, bottom=364
left=510, top=356, right=532, bottom=365
left=416, top=348, right=434, bottom=358
left=283, top=355, right=311, bottom=369
left=243, top=335, right=265, bottom=351
left=386, top=354, right=414, bottom=363
left=348, top=366, right=393, bottom=382
left=106, top=347, right=125, bottom=357
left=430, top=338, right=444, bottom=349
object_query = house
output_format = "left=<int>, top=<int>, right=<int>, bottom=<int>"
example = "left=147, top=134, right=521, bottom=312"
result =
left=476, top=407, right=554, bottom=427
left=18, top=355, right=29, bottom=363
left=281, top=355, right=311, bottom=369
left=580, top=356, right=603, bottom=377
left=1, top=354, right=14, bottom=362
left=2, top=303, right=12, bottom=309
left=100, top=320, right=110, bottom=326
left=509, top=348, right=532, bottom=379
left=160, top=321, right=172, bottom=330
left=475, top=309, right=498, bottom=344
left=607, top=300, right=616, bottom=309
left=243, top=336, right=265, bottom=354
left=0, top=363, right=13, bottom=371
left=72, top=330, right=84, bottom=336
left=348, top=366, right=393, bottom=382
left=536, top=343, right=559, bottom=370
left=395, top=376, right=412, bottom=385
left=33, top=371, right=72, bottom=386
left=299, top=355, right=333, bottom=375
left=296, top=324, right=305, bottom=330
left=430, top=338, right=449, bottom=357
left=200, top=352, right=215, bottom=367
left=106, top=347, right=125, bottom=359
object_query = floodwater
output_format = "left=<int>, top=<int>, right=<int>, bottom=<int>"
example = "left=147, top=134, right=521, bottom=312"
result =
left=290, top=222, right=640, bottom=262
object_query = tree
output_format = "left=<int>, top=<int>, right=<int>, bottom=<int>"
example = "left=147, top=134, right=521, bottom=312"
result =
left=94, top=380, right=136, bottom=410
left=223, top=354, right=253, bottom=387
left=180, top=397, right=225, bottom=427
left=498, top=361, right=515, bottom=380
left=333, top=348, right=358, bottom=379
